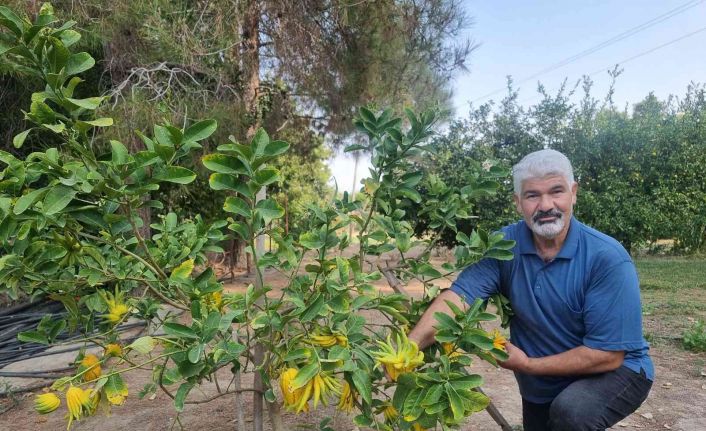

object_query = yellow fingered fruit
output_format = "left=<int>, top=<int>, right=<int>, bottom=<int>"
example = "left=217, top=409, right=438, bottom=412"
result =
left=372, top=332, right=424, bottom=381
left=65, top=386, right=92, bottom=429
left=101, top=288, right=130, bottom=325
left=337, top=381, right=355, bottom=413
left=382, top=403, right=399, bottom=422
left=79, top=354, right=101, bottom=381
left=335, top=334, right=348, bottom=347
left=412, top=423, right=427, bottom=431
left=280, top=368, right=310, bottom=413
left=309, top=334, right=338, bottom=347
left=280, top=367, right=341, bottom=413
left=104, top=343, right=122, bottom=358
left=441, top=342, right=461, bottom=359
left=307, top=329, right=348, bottom=348
left=491, top=329, right=507, bottom=351
left=34, top=392, right=61, bottom=414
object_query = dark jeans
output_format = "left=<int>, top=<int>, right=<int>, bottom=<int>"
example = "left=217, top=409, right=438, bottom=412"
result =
left=522, top=366, right=652, bottom=431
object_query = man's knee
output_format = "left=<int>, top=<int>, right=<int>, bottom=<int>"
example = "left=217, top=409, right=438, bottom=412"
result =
left=548, top=394, right=600, bottom=431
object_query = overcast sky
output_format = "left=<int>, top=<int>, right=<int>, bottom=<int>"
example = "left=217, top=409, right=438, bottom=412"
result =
left=329, top=0, right=706, bottom=194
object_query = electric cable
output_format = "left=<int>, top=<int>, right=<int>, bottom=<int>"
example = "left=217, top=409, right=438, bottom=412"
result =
left=471, top=0, right=705, bottom=103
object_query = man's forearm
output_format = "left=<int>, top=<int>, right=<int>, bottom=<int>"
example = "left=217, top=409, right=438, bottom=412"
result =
left=519, top=345, right=624, bottom=376
left=408, top=289, right=467, bottom=349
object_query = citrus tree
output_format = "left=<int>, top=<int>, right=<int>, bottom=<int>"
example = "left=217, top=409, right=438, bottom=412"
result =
left=0, top=4, right=515, bottom=430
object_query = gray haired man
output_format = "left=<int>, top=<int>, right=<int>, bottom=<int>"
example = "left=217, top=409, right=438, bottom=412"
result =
left=408, top=149, right=653, bottom=430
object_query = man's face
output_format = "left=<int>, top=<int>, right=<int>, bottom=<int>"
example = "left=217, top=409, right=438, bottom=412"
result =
left=514, top=175, right=577, bottom=239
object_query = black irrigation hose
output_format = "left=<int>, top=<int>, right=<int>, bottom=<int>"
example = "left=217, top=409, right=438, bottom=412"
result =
left=0, top=323, right=148, bottom=368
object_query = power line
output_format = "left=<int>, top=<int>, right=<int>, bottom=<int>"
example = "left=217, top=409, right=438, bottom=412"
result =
left=587, top=25, right=706, bottom=77
left=520, top=25, right=706, bottom=105
left=471, top=0, right=705, bottom=103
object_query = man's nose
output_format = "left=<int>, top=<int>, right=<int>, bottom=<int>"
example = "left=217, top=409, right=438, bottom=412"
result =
left=538, top=194, right=554, bottom=211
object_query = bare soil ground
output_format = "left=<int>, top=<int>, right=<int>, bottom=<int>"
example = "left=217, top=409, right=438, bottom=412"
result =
left=1, top=257, right=705, bottom=431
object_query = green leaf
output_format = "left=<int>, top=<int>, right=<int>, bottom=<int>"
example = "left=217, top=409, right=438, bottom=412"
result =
left=253, top=168, right=279, bottom=186
left=484, top=248, right=514, bottom=260
left=264, top=140, right=289, bottom=156
left=255, top=198, right=284, bottom=224
left=299, top=231, right=324, bottom=249
left=209, top=173, right=239, bottom=191
left=202, top=154, right=247, bottom=174
left=464, top=390, right=490, bottom=413
left=128, top=336, right=156, bottom=354
left=352, top=369, right=372, bottom=404
left=67, top=96, right=103, bottom=110
left=251, top=128, right=270, bottom=157
left=43, top=123, right=65, bottom=134
left=188, top=343, right=205, bottom=363
left=81, top=118, right=113, bottom=127
left=290, top=362, right=319, bottom=390
left=163, top=322, right=199, bottom=339
left=170, top=259, right=195, bottom=281
left=13, top=188, right=47, bottom=215
left=422, top=384, right=444, bottom=406
left=445, top=383, right=465, bottom=421
left=65, top=52, right=94, bottom=76
left=110, top=140, right=128, bottom=165
left=403, top=388, right=426, bottom=421
left=154, top=166, right=196, bottom=184
left=336, top=257, right=350, bottom=284
left=105, top=374, right=128, bottom=405
left=359, top=107, right=376, bottom=123
left=217, top=141, right=251, bottom=159
left=417, top=264, right=442, bottom=278
left=433, top=312, right=461, bottom=331
left=184, top=119, right=217, bottom=142
left=47, top=37, right=69, bottom=74
left=344, top=144, right=367, bottom=153
left=59, top=29, right=81, bottom=47
left=174, top=382, right=194, bottom=412
left=13, top=129, right=30, bottom=148
left=223, top=197, right=250, bottom=217
left=17, top=331, right=48, bottom=345
left=0, top=6, right=24, bottom=37
left=43, top=185, right=76, bottom=215
left=299, top=293, right=325, bottom=322
left=397, top=187, right=421, bottom=203
left=395, top=232, right=411, bottom=253
left=0, top=39, right=13, bottom=57
left=450, top=374, right=483, bottom=390
left=218, top=311, right=241, bottom=331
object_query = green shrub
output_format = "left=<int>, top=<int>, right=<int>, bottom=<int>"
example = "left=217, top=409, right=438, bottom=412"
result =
left=682, top=320, right=706, bottom=352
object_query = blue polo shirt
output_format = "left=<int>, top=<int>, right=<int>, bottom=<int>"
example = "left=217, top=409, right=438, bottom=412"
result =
left=450, top=218, right=654, bottom=403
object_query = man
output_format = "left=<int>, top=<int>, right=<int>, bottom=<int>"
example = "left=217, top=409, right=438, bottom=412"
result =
left=408, top=149, right=653, bottom=431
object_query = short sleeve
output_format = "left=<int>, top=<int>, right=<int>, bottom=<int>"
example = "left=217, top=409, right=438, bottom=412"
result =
left=449, top=257, right=501, bottom=305
left=582, top=260, right=645, bottom=351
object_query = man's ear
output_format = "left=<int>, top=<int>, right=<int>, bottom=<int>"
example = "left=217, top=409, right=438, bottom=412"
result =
left=571, top=182, right=578, bottom=205
left=513, top=193, right=522, bottom=214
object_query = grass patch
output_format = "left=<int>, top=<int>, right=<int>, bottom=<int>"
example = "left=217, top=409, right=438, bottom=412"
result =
left=635, top=258, right=706, bottom=351
left=635, top=257, right=706, bottom=291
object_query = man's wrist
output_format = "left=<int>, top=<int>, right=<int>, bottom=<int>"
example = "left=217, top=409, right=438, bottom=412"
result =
left=522, top=357, right=537, bottom=374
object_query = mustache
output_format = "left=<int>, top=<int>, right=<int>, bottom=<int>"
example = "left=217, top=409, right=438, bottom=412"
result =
left=532, top=209, right=563, bottom=223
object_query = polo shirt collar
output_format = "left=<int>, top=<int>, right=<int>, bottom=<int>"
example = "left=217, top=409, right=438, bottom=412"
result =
left=518, top=217, right=579, bottom=260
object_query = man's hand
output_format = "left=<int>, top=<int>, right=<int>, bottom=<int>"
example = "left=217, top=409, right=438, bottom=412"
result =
left=498, top=342, right=530, bottom=373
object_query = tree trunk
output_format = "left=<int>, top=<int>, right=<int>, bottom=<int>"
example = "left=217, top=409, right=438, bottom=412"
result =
left=242, top=0, right=261, bottom=138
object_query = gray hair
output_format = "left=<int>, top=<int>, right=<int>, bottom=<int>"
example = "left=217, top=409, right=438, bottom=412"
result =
left=512, top=149, right=575, bottom=194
